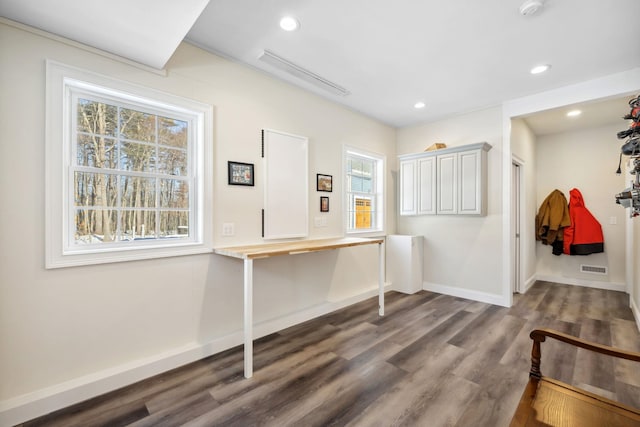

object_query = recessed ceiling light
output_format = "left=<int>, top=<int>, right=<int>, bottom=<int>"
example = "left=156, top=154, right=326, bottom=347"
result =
left=530, top=64, right=550, bottom=74
left=279, top=16, right=299, bottom=31
left=414, top=101, right=426, bottom=109
left=567, top=110, right=582, bottom=117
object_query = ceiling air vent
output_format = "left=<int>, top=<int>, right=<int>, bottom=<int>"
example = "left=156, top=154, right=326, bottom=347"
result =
left=258, top=50, right=350, bottom=97
left=580, top=264, right=608, bottom=275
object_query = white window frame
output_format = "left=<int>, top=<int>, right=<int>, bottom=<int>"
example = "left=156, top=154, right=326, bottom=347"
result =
left=343, top=145, right=386, bottom=236
left=46, top=61, right=214, bottom=268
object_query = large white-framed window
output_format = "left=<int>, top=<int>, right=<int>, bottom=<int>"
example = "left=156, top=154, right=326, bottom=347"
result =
left=344, top=146, right=385, bottom=235
left=46, top=61, right=213, bottom=268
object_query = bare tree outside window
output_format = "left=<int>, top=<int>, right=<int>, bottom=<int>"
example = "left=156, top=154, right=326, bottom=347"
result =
left=74, top=98, right=190, bottom=245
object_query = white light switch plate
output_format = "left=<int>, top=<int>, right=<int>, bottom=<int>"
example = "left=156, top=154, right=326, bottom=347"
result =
left=314, top=217, right=327, bottom=227
left=222, top=222, right=235, bottom=236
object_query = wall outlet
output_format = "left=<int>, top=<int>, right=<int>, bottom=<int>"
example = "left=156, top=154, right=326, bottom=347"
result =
left=609, top=216, right=617, bottom=225
left=222, top=222, right=235, bottom=236
left=314, top=217, right=328, bottom=227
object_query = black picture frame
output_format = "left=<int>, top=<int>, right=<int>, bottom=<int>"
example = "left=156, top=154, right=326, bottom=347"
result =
left=317, top=174, right=332, bottom=192
left=320, top=196, right=329, bottom=212
left=228, top=161, right=254, bottom=186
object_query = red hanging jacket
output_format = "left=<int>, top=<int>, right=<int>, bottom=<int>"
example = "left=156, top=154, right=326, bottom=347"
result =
left=563, top=188, right=604, bottom=255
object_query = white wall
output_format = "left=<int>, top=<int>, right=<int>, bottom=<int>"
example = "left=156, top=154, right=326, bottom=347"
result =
left=510, top=119, right=538, bottom=290
left=0, top=21, right=396, bottom=424
left=396, top=107, right=505, bottom=303
left=534, top=124, right=626, bottom=288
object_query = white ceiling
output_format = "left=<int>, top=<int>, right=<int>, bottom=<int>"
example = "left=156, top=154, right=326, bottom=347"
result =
left=520, top=96, right=633, bottom=137
left=0, top=0, right=210, bottom=70
left=185, top=0, right=640, bottom=128
left=1, top=0, right=639, bottom=130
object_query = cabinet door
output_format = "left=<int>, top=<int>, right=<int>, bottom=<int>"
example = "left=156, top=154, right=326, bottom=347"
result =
left=417, top=157, right=436, bottom=215
left=437, top=153, right=457, bottom=214
left=399, top=159, right=417, bottom=216
left=263, top=129, right=308, bottom=238
left=458, top=149, right=482, bottom=215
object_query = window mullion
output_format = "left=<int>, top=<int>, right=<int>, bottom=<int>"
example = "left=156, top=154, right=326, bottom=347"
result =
left=345, top=149, right=383, bottom=233
left=154, top=114, right=160, bottom=239
left=69, top=83, right=195, bottom=247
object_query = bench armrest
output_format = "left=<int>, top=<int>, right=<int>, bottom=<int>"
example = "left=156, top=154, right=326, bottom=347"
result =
left=528, top=328, right=640, bottom=379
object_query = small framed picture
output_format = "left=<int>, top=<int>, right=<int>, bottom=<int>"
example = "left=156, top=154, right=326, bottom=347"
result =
left=317, top=174, right=332, bottom=192
left=228, top=161, right=254, bottom=186
left=320, top=196, right=329, bottom=212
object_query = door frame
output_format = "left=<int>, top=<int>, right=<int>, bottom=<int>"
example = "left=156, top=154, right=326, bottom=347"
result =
left=511, top=156, right=524, bottom=294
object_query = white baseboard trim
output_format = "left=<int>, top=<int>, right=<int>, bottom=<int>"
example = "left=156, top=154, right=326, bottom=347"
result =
left=521, top=275, right=537, bottom=293
left=0, top=284, right=391, bottom=427
left=631, top=297, right=640, bottom=334
left=423, top=282, right=508, bottom=307
left=535, top=275, right=627, bottom=293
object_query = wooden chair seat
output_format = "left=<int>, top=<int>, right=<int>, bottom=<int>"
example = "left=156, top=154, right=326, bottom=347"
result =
left=510, top=328, right=640, bottom=427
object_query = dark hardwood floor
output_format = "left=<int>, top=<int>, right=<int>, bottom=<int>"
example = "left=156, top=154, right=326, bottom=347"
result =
left=19, top=281, right=640, bottom=427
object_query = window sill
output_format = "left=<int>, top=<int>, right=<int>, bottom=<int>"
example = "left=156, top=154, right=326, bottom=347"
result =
left=345, top=229, right=386, bottom=239
left=46, top=244, right=213, bottom=269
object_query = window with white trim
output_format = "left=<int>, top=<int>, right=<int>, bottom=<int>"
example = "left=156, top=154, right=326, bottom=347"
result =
left=344, top=147, right=385, bottom=234
left=46, top=62, right=213, bottom=268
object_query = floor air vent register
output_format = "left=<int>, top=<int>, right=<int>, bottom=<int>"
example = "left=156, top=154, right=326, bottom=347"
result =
left=580, top=264, right=608, bottom=275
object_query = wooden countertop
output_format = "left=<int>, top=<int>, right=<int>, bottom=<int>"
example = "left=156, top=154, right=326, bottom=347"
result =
left=214, top=237, right=384, bottom=260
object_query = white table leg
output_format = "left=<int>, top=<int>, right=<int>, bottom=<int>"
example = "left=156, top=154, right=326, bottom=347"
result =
left=378, top=241, right=385, bottom=316
left=244, top=258, right=253, bottom=378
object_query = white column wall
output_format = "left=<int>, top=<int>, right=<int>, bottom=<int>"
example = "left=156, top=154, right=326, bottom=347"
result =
left=510, top=118, right=538, bottom=290
left=396, top=107, right=505, bottom=303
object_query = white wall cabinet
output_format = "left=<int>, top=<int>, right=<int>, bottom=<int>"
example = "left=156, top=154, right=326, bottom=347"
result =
left=418, top=157, right=437, bottom=215
left=436, top=152, right=457, bottom=214
left=457, top=148, right=485, bottom=215
left=399, top=142, right=491, bottom=216
left=399, top=159, right=417, bottom=215
left=399, top=156, right=436, bottom=215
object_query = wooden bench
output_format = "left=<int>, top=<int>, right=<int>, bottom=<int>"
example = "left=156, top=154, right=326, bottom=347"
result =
left=510, top=328, right=640, bottom=426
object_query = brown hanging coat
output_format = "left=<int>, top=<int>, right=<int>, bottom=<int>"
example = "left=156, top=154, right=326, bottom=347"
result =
left=535, top=189, right=571, bottom=246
